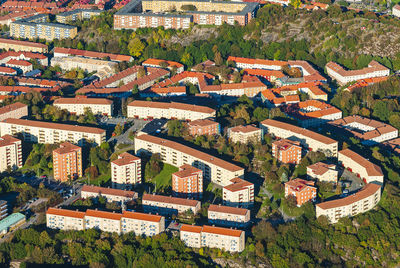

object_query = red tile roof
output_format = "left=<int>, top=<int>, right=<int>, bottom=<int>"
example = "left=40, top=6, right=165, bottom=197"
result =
left=326, top=61, right=389, bottom=77
left=208, top=204, right=249, bottom=216
left=128, top=100, right=215, bottom=114
left=53, top=142, right=80, bottom=155
left=285, top=178, right=315, bottom=192
left=339, top=149, right=383, bottom=177
left=143, top=193, right=200, bottom=207
left=54, top=47, right=132, bottom=62
left=0, top=102, right=26, bottom=116
left=85, top=209, right=122, bottom=220
left=307, top=162, right=336, bottom=176
left=202, top=225, right=243, bottom=237
left=122, top=210, right=162, bottom=222
left=54, top=97, right=113, bottom=105
left=224, top=178, right=253, bottom=192
left=173, top=164, right=202, bottom=178
left=229, top=125, right=260, bottom=134
left=112, top=152, right=140, bottom=166
left=7, top=59, right=32, bottom=66
left=0, top=134, right=20, bottom=147
left=81, top=185, right=137, bottom=198
left=142, top=58, right=183, bottom=69
left=187, top=119, right=218, bottom=128
left=180, top=224, right=203, bottom=233
left=47, top=207, right=85, bottom=219
left=0, top=66, right=16, bottom=74
left=0, top=38, right=47, bottom=50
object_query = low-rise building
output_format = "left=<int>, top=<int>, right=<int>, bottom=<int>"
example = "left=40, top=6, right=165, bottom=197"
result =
left=172, top=164, right=203, bottom=199
left=180, top=224, right=245, bottom=252
left=56, top=9, right=103, bottom=23
left=307, top=162, right=338, bottom=183
left=328, top=115, right=398, bottom=145
left=260, top=119, right=338, bottom=157
left=53, top=47, right=133, bottom=62
left=227, top=125, right=262, bottom=144
left=142, top=58, right=184, bottom=74
left=121, top=210, right=165, bottom=236
left=0, top=102, right=28, bottom=122
left=0, top=213, right=26, bottom=235
left=127, top=100, right=216, bottom=121
left=208, top=204, right=250, bottom=228
left=53, top=142, right=82, bottom=182
left=325, top=61, right=390, bottom=85
left=142, top=193, right=201, bottom=216
left=111, top=152, right=142, bottom=189
left=81, top=185, right=138, bottom=203
left=223, top=178, right=254, bottom=208
left=0, top=135, right=22, bottom=172
left=0, top=38, right=48, bottom=53
left=46, top=207, right=85, bottom=231
left=0, top=118, right=106, bottom=145
left=0, top=66, right=17, bottom=75
left=187, top=119, right=220, bottom=136
left=284, top=178, right=317, bottom=206
left=338, top=149, right=384, bottom=185
left=316, top=183, right=381, bottom=223
left=53, top=97, right=113, bottom=117
left=272, top=139, right=302, bottom=164
left=85, top=209, right=123, bottom=234
left=393, top=4, right=400, bottom=17
left=6, top=59, right=32, bottom=73
left=135, top=134, right=244, bottom=186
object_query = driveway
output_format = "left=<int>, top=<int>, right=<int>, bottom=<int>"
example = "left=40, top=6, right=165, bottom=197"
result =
left=108, top=119, right=147, bottom=144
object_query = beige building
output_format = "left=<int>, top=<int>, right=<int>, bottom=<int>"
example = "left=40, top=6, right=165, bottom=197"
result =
left=127, top=100, right=216, bottom=121
left=0, top=118, right=106, bottom=146
left=135, top=134, right=244, bottom=186
left=0, top=135, right=22, bottom=172
left=227, top=125, right=262, bottom=144
left=260, top=119, right=338, bottom=157
left=0, top=102, right=28, bottom=122
left=111, top=152, right=142, bottom=189
left=81, top=185, right=138, bottom=203
left=53, top=97, right=113, bottom=117
left=0, top=38, right=48, bottom=53
left=316, top=183, right=381, bottom=223
left=180, top=224, right=245, bottom=252
left=307, top=162, right=338, bottom=183
left=223, top=178, right=254, bottom=208
left=46, top=208, right=165, bottom=236
left=338, top=149, right=384, bottom=185
left=393, top=4, right=400, bottom=17
left=142, top=193, right=201, bottom=216
left=208, top=204, right=250, bottom=228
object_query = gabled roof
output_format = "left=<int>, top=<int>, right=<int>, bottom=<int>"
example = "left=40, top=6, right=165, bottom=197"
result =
left=208, top=204, right=249, bottom=216
left=47, top=207, right=85, bottom=219
left=338, top=149, right=383, bottom=177
left=85, top=209, right=122, bottom=220
left=143, top=193, right=200, bottom=207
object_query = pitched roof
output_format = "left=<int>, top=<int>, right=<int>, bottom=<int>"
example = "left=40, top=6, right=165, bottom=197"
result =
left=142, top=58, right=184, bottom=68
left=0, top=38, right=47, bottom=49
left=85, top=209, right=122, bottom=220
left=0, top=102, right=27, bottom=116
left=187, top=119, right=218, bottom=128
left=316, top=183, right=381, bottom=210
left=224, top=177, right=253, bottom=192
left=7, top=59, right=32, bottom=66
left=0, top=66, right=17, bottom=74
left=229, top=125, right=260, bottom=134
left=307, top=162, right=336, bottom=175
left=136, top=134, right=243, bottom=172
left=142, top=193, right=200, bottom=207
left=54, top=97, right=113, bottom=105
left=208, top=204, right=249, bottom=216
left=173, top=164, right=202, bottom=178
left=202, top=225, right=243, bottom=237
left=54, top=47, right=132, bottom=62
left=46, top=207, right=85, bottom=219
left=111, top=152, right=140, bottom=166
left=128, top=100, right=215, bottom=114
left=180, top=224, right=203, bottom=233
left=82, top=185, right=137, bottom=198
left=0, top=134, right=20, bottom=147
left=339, top=149, right=383, bottom=177
left=122, top=210, right=162, bottom=222
left=326, top=61, right=389, bottom=78
left=272, top=138, right=301, bottom=151
left=285, top=178, right=315, bottom=192
left=53, top=142, right=80, bottom=155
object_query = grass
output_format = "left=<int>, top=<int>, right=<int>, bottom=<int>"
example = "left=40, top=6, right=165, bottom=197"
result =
left=280, top=198, right=307, bottom=217
left=87, top=174, right=111, bottom=186
left=152, top=164, right=178, bottom=188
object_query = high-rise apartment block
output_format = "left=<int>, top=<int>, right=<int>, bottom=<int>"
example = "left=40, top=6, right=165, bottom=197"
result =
left=53, top=142, right=82, bottom=182
left=272, top=138, right=302, bottom=164
left=172, top=164, right=203, bottom=199
left=111, top=152, right=141, bottom=189
left=0, top=135, right=22, bottom=172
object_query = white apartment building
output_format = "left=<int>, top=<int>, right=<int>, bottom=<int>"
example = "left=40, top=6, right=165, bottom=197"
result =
left=134, top=134, right=244, bottom=186
left=142, top=193, right=201, bottom=216
left=307, top=162, right=338, bottom=183
left=0, top=135, right=22, bottom=172
left=127, top=100, right=216, bottom=121
left=111, top=152, right=142, bottom=189
left=180, top=224, right=245, bottom=252
left=227, top=125, right=262, bottom=144
left=46, top=207, right=85, bottom=231
left=0, top=118, right=106, bottom=146
left=208, top=204, right=250, bottom=228
left=316, top=183, right=381, bottom=223
left=0, top=102, right=28, bottom=121
left=325, top=61, right=390, bottom=85
left=338, top=149, right=384, bottom=185
left=46, top=208, right=165, bottom=236
left=260, top=119, right=338, bottom=157
left=393, top=4, right=400, bottom=17
left=81, top=185, right=138, bottom=203
left=53, top=97, right=113, bottom=117
left=223, top=178, right=254, bottom=208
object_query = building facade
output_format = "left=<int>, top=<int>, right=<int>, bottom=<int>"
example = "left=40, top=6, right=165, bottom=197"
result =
left=208, top=204, right=250, bottom=228
left=142, top=193, right=201, bottom=216
left=53, top=97, right=113, bottom=117
left=111, top=152, right=142, bottom=189
left=0, top=38, right=48, bottom=53
left=223, top=178, right=254, bottom=208
left=227, top=125, right=262, bottom=144
left=284, top=178, right=317, bottom=206
left=307, top=162, right=338, bottom=183
left=187, top=119, right=220, bottom=136
left=272, top=139, right=302, bottom=164
left=172, top=164, right=203, bottom=199
left=53, top=142, right=82, bottom=182
left=0, top=135, right=22, bottom=172
left=0, top=102, right=28, bottom=123
left=81, top=185, right=138, bottom=203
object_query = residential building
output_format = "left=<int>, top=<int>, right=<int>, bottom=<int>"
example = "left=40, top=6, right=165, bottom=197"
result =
left=0, top=201, right=8, bottom=220
left=382, top=137, right=400, bottom=155
left=0, top=135, right=22, bottom=172
left=338, top=149, right=384, bottom=185
left=307, top=162, right=338, bottom=183
left=140, top=86, right=187, bottom=98
left=282, top=100, right=343, bottom=127
left=227, top=125, right=262, bottom=144
left=223, top=177, right=254, bottom=208
left=393, top=4, right=400, bottom=17
left=6, top=59, right=32, bottom=73
left=53, top=97, right=113, bottom=117
left=325, top=61, right=390, bottom=85
left=142, top=193, right=201, bottom=216
left=53, top=142, right=82, bottom=182
left=46, top=208, right=165, bottom=236
left=187, top=119, right=220, bottom=136
left=328, top=115, right=398, bottom=145
left=180, top=224, right=245, bottom=252
left=272, top=139, right=302, bottom=164
left=260, top=119, right=338, bottom=157
left=0, top=118, right=106, bottom=145
left=0, top=66, right=17, bottom=75
left=284, top=178, right=317, bottom=206
left=0, top=213, right=25, bottom=235
left=172, top=164, right=203, bottom=199
left=0, top=51, right=48, bottom=66
left=53, top=47, right=133, bottom=62
left=127, top=100, right=216, bottom=121
left=134, top=134, right=244, bottom=186
left=208, top=204, right=250, bottom=228
left=56, top=9, right=103, bottom=23
left=345, top=76, right=388, bottom=92
left=0, top=38, right=48, bottom=53
left=142, top=58, right=184, bottom=73
left=111, top=152, right=142, bottom=189
left=316, top=183, right=381, bottom=223
left=0, top=102, right=28, bottom=122
left=81, top=185, right=138, bottom=203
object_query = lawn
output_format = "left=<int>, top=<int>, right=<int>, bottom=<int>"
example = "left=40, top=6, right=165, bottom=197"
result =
left=152, top=164, right=178, bottom=188
left=87, top=174, right=111, bottom=187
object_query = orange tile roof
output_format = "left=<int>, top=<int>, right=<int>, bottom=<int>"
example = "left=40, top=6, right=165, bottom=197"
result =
left=243, top=68, right=285, bottom=79
left=285, top=178, right=315, bottom=192
left=122, top=210, right=162, bottom=222
left=47, top=207, right=85, bottom=219
left=180, top=224, right=203, bottom=233
left=202, top=225, right=243, bottom=237
left=307, top=162, right=336, bottom=175
left=54, top=97, right=113, bottom=105
left=0, top=102, right=26, bottom=116
left=53, top=142, right=80, bottom=155
left=7, top=59, right=32, bottom=66
left=142, top=58, right=184, bottom=69
left=208, top=204, right=249, bottom=216
left=0, top=86, right=58, bottom=94
left=144, top=86, right=186, bottom=95
left=82, top=185, right=137, bottom=198
left=0, top=134, right=20, bottom=147
left=272, top=138, right=301, bottom=151
left=339, top=149, right=383, bottom=177
left=283, top=100, right=342, bottom=120
left=326, top=61, right=389, bottom=78
left=0, top=66, right=16, bottom=74
left=128, top=100, right=215, bottom=114
left=316, top=183, right=381, bottom=210
left=54, top=47, right=132, bottom=62
left=85, top=209, right=122, bottom=220
left=227, top=56, right=286, bottom=67
left=143, top=193, right=200, bottom=207
left=173, top=164, right=202, bottom=178
left=224, top=177, right=253, bottom=192
left=136, top=134, right=243, bottom=172
left=111, top=152, right=140, bottom=166
left=187, top=119, right=218, bottom=128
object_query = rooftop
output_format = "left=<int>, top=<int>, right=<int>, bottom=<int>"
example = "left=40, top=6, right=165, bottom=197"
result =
left=0, top=102, right=27, bottom=116
left=229, top=125, right=260, bottom=134
left=143, top=193, right=200, bottom=207
left=128, top=100, right=215, bottom=114
left=339, top=149, right=383, bottom=177
left=0, top=134, right=20, bottom=147
left=0, top=213, right=25, bottom=231
left=46, top=207, right=85, bottom=219
left=53, top=142, right=80, bottom=155
left=112, top=152, right=140, bottom=166
left=307, top=162, right=336, bottom=175
left=208, top=204, right=249, bottom=216
left=85, top=209, right=122, bottom=220
left=285, top=178, right=315, bottom=192
left=122, top=210, right=163, bottom=222
left=82, top=185, right=137, bottom=198
left=187, top=119, right=218, bottom=128
left=224, top=177, right=253, bottom=192
left=54, top=97, right=113, bottom=105
left=173, top=164, right=202, bottom=178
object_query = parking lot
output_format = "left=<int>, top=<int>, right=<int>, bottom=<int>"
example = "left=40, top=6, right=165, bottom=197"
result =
left=339, top=168, right=365, bottom=195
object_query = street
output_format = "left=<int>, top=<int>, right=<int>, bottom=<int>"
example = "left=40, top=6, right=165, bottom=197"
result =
left=107, top=118, right=148, bottom=144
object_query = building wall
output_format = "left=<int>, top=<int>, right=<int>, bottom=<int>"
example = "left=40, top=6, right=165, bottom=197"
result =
left=111, top=159, right=142, bottom=189
left=223, top=185, right=254, bottom=208
left=0, top=138, right=22, bottom=172
left=180, top=230, right=201, bottom=248
left=0, top=42, right=48, bottom=53
left=53, top=147, right=82, bottom=182
left=172, top=172, right=203, bottom=199
left=121, top=216, right=165, bottom=236
left=46, top=214, right=84, bottom=231
left=81, top=191, right=134, bottom=203
left=201, top=231, right=245, bottom=252
left=189, top=123, right=219, bottom=136
left=285, top=184, right=316, bottom=206
left=54, top=103, right=113, bottom=117
left=338, top=153, right=384, bottom=184
left=114, top=14, right=192, bottom=30
left=10, top=22, right=77, bottom=41
left=228, top=129, right=262, bottom=144
left=207, top=210, right=250, bottom=227
left=85, top=215, right=122, bottom=234
left=326, top=66, right=390, bottom=85
left=307, top=167, right=338, bottom=182
left=127, top=105, right=215, bottom=121
left=142, top=199, right=201, bottom=216
left=272, top=143, right=302, bottom=164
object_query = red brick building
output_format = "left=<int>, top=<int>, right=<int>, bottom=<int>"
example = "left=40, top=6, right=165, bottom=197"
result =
left=53, top=142, right=82, bottom=182
left=187, top=119, right=220, bottom=136
left=272, top=139, right=302, bottom=164
left=284, top=178, right=316, bottom=206
left=172, top=164, right=203, bottom=199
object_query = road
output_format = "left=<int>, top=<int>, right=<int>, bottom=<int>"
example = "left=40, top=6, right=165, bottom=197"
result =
left=108, top=118, right=147, bottom=144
